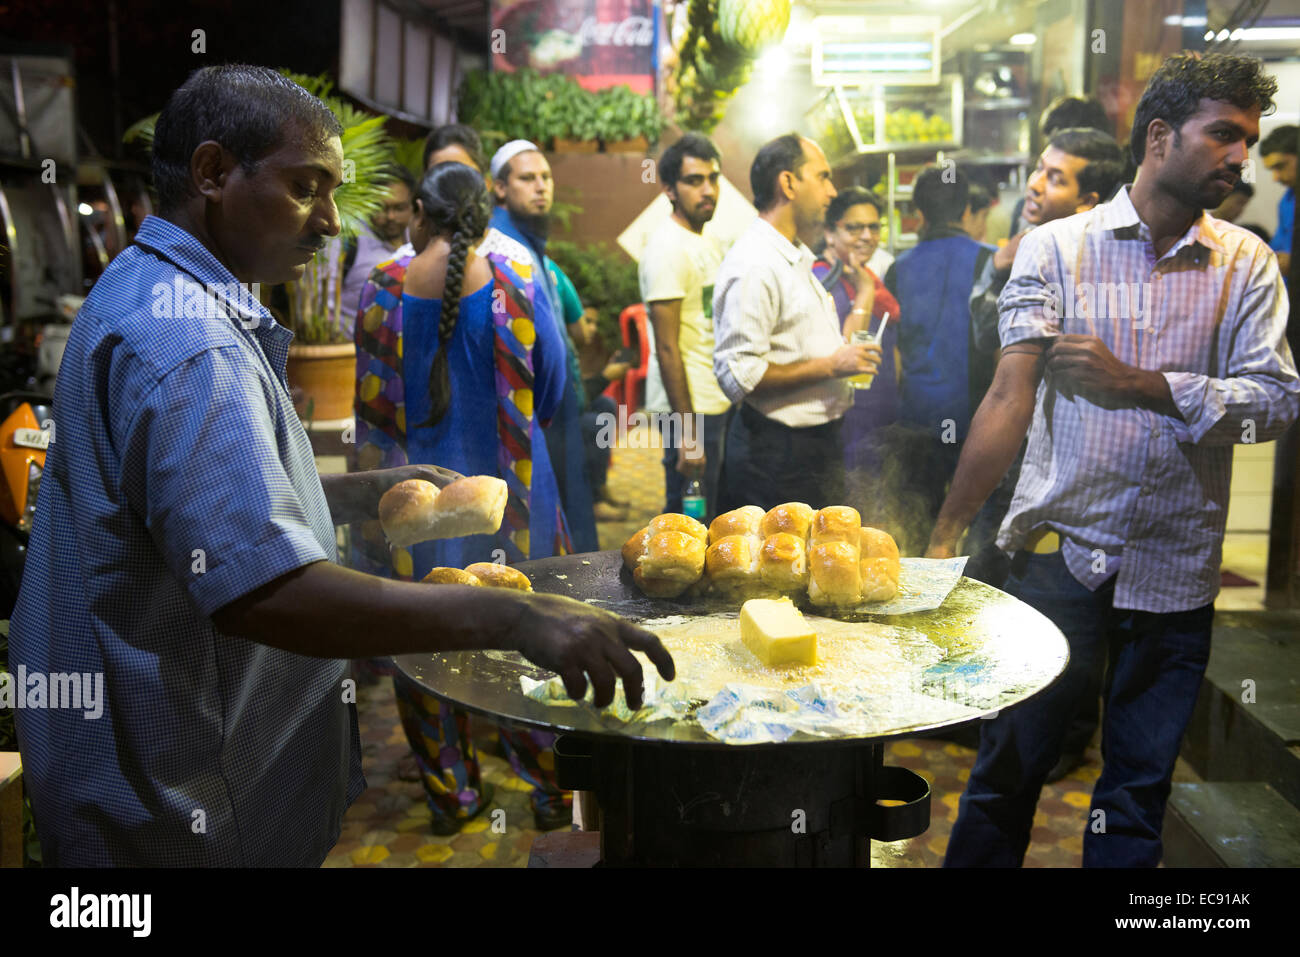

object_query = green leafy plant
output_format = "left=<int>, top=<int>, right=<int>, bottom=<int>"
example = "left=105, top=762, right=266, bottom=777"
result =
left=547, top=240, right=640, bottom=348
left=458, top=70, right=663, bottom=152
left=123, top=70, right=398, bottom=345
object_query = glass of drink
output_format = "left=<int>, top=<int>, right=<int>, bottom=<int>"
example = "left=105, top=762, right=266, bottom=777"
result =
left=848, top=329, right=875, bottom=390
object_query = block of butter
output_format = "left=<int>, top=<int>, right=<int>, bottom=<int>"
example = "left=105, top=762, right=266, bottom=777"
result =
left=740, top=597, right=817, bottom=668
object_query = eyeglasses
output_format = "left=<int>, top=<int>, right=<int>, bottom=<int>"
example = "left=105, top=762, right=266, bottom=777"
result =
left=840, top=222, right=882, bottom=236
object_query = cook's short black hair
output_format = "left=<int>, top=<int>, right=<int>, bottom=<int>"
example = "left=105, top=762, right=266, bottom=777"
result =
left=1260, top=124, right=1298, bottom=157
left=1130, top=52, right=1277, bottom=165
left=825, top=186, right=882, bottom=229
left=422, top=123, right=488, bottom=173
left=658, top=132, right=722, bottom=188
left=913, top=164, right=968, bottom=227
left=1048, top=127, right=1126, bottom=203
left=750, top=133, right=808, bottom=212
left=152, top=65, right=342, bottom=213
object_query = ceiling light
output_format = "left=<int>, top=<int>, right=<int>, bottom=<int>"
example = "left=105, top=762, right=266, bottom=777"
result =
left=1009, top=33, right=1036, bottom=46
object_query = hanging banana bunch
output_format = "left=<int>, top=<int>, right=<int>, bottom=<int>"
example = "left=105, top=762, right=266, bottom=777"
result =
left=670, top=0, right=791, bottom=133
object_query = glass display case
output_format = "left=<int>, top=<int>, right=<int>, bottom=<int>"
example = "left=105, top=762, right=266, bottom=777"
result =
left=807, top=75, right=962, bottom=165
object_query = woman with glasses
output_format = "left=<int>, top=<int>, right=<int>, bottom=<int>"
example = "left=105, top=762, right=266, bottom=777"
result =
left=812, top=187, right=902, bottom=521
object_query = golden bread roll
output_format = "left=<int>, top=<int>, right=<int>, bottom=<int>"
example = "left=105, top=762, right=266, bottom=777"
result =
left=622, top=526, right=651, bottom=571
left=638, top=530, right=706, bottom=583
left=648, top=512, right=708, bottom=543
left=379, top=475, right=508, bottom=547
left=759, top=532, right=809, bottom=592
left=465, top=562, right=533, bottom=591
left=633, top=566, right=692, bottom=599
left=421, top=567, right=483, bottom=586
left=378, top=479, right=439, bottom=548
left=858, top=526, right=901, bottom=602
left=705, top=534, right=761, bottom=585
left=708, top=505, right=765, bottom=544
left=808, top=541, right=863, bottom=607
left=760, top=502, right=815, bottom=540
left=809, top=506, right=863, bottom=548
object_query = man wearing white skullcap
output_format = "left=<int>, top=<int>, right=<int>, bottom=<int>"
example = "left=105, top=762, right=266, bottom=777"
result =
left=487, top=140, right=600, bottom=557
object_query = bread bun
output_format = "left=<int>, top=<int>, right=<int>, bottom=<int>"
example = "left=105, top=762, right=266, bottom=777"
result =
left=708, top=506, right=765, bottom=544
left=648, top=512, right=708, bottom=543
left=808, top=541, right=863, bottom=607
left=858, top=526, right=901, bottom=602
left=759, top=532, right=809, bottom=592
left=810, top=506, right=862, bottom=548
left=760, top=502, right=814, bottom=540
left=379, top=475, right=508, bottom=547
left=705, top=534, right=760, bottom=584
left=378, top=479, right=440, bottom=548
left=622, top=526, right=651, bottom=571
left=465, top=562, right=533, bottom=591
left=421, top=567, right=483, bottom=586
left=639, top=530, right=706, bottom=583
left=633, top=566, right=692, bottom=598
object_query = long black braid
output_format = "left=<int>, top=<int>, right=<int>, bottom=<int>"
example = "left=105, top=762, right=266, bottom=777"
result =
left=412, top=162, right=492, bottom=429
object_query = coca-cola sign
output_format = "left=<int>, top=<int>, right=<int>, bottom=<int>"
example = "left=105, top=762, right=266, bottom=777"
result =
left=492, top=0, right=658, bottom=94
left=577, top=15, right=654, bottom=47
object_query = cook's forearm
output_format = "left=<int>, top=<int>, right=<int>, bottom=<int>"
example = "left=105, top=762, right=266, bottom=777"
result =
left=213, top=560, right=525, bottom=658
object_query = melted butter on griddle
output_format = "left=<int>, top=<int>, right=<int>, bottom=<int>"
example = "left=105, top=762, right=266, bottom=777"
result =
left=640, top=612, right=948, bottom=716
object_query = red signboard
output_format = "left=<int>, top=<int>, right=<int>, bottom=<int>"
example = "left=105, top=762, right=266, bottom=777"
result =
left=492, top=0, right=658, bottom=93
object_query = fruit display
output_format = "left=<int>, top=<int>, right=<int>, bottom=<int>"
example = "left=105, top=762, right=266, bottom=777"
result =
left=882, top=109, right=953, bottom=144
left=669, top=0, right=791, bottom=132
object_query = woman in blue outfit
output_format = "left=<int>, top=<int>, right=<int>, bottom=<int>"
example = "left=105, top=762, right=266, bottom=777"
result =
left=390, top=162, right=576, bottom=832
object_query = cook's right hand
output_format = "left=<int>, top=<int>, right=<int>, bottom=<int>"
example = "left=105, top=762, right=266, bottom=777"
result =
left=505, top=593, right=675, bottom=709
left=830, top=342, right=881, bottom=378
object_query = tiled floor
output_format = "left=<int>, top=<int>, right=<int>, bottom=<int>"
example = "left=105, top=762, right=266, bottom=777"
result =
left=324, top=423, right=1215, bottom=868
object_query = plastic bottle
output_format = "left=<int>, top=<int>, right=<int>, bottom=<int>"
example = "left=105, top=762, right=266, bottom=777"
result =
left=682, top=478, right=706, bottom=521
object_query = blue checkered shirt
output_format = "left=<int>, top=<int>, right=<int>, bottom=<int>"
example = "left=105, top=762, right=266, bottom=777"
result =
left=996, top=186, right=1300, bottom=612
left=9, top=216, right=365, bottom=866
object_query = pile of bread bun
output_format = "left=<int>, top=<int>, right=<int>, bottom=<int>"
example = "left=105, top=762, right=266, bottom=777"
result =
left=622, top=503, right=900, bottom=607
left=420, top=563, right=533, bottom=591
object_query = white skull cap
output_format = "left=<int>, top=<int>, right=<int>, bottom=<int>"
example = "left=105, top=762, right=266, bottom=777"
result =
left=490, top=139, right=542, bottom=180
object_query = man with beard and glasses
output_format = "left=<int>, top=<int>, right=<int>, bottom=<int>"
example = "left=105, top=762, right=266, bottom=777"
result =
left=639, top=132, right=733, bottom=521
left=926, top=52, right=1299, bottom=868
left=7, top=68, right=672, bottom=866
left=489, top=140, right=599, bottom=554
left=713, top=133, right=880, bottom=511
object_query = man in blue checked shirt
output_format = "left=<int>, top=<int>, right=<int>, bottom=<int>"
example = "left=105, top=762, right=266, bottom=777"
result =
left=926, top=53, right=1299, bottom=867
left=8, top=65, right=672, bottom=867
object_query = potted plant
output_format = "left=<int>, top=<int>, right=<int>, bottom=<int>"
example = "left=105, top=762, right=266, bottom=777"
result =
left=125, top=71, right=397, bottom=422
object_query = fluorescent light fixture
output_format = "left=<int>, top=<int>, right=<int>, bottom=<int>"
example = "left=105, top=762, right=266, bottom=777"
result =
left=1165, top=15, right=1207, bottom=26
left=78, top=203, right=93, bottom=216
left=1236, top=26, right=1300, bottom=41
left=1009, top=33, right=1036, bottom=45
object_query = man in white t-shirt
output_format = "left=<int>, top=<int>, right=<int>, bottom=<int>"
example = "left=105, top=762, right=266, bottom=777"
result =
left=640, top=133, right=733, bottom=520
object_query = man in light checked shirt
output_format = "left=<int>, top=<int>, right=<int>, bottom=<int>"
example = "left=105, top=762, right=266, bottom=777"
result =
left=926, top=53, right=1299, bottom=867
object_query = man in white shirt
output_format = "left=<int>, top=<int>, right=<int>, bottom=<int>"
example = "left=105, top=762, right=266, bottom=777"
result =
left=640, top=133, right=732, bottom=519
left=713, top=133, right=880, bottom=511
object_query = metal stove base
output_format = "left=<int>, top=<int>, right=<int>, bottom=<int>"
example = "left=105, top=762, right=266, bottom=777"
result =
left=553, top=734, right=930, bottom=867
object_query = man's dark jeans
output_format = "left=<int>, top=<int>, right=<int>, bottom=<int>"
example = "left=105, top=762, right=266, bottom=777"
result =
left=944, top=550, right=1213, bottom=867
left=718, top=404, right=846, bottom=513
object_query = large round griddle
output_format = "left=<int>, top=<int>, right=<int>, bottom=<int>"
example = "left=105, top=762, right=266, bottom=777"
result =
left=393, top=549, right=1069, bottom=748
